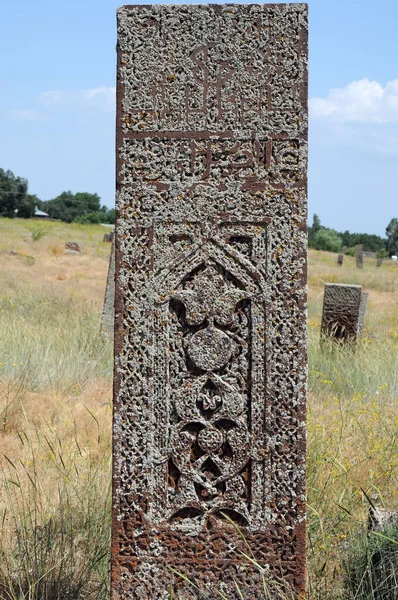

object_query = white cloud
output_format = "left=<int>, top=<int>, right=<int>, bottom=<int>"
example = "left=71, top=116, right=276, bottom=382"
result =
left=310, top=78, right=398, bottom=123
left=40, top=86, right=116, bottom=111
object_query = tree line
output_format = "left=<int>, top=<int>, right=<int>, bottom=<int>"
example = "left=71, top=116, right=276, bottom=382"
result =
left=2, top=168, right=398, bottom=253
left=0, top=168, right=115, bottom=224
left=309, top=214, right=398, bottom=258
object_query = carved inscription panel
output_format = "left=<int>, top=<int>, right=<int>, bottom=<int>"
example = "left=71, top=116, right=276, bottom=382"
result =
left=113, top=4, right=307, bottom=599
left=118, top=6, right=307, bottom=134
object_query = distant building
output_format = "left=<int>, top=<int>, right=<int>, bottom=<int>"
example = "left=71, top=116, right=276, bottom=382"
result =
left=33, top=208, right=50, bottom=219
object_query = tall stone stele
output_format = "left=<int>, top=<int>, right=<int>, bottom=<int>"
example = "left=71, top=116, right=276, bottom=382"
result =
left=356, top=244, right=363, bottom=269
left=113, top=5, right=308, bottom=599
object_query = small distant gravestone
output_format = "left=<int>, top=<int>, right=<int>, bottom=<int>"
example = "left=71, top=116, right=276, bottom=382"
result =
left=65, top=241, right=81, bottom=254
left=321, top=283, right=367, bottom=342
left=100, top=241, right=115, bottom=337
left=356, top=244, right=363, bottom=269
left=377, top=257, right=383, bottom=267
left=337, top=254, right=344, bottom=266
left=342, top=246, right=347, bottom=255
left=103, top=231, right=114, bottom=243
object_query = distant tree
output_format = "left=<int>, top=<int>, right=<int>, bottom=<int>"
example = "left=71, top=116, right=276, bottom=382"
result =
left=376, top=247, right=388, bottom=259
left=0, top=169, right=28, bottom=218
left=308, top=213, right=321, bottom=246
left=312, top=214, right=321, bottom=233
left=386, top=218, right=398, bottom=256
left=41, top=191, right=102, bottom=222
left=17, top=193, right=38, bottom=219
left=338, top=230, right=386, bottom=253
left=313, top=228, right=342, bottom=253
left=73, top=205, right=115, bottom=225
left=105, top=208, right=115, bottom=224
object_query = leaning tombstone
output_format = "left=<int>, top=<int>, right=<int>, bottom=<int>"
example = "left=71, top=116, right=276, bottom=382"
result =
left=356, top=244, right=363, bottom=268
left=112, top=4, right=308, bottom=599
left=337, top=254, right=344, bottom=266
left=100, top=240, right=115, bottom=337
left=377, top=257, right=383, bottom=267
left=321, top=283, right=367, bottom=342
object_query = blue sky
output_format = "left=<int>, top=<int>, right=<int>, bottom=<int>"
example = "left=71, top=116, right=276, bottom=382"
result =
left=1, top=0, right=397, bottom=236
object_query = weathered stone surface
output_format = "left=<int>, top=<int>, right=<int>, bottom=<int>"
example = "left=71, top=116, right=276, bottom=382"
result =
left=101, top=240, right=115, bottom=337
left=65, top=241, right=81, bottom=253
left=321, top=284, right=366, bottom=342
left=369, top=506, right=398, bottom=532
left=337, top=254, right=343, bottom=266
left=358, top=291, right=368, bottom=338
left=103, top=232, right=114, bottom=243
left=377, top=257, right=383, bottom=267
left=113, top=4, right=308, bottom=598
left=356, top=244, right=363, bottom=269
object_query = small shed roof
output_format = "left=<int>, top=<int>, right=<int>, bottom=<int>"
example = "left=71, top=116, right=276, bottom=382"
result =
left=34, top=208, right=49, bottom=217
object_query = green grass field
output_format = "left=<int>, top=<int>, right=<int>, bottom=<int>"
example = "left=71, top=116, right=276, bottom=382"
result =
left=1, top=218, right=398, bottom=599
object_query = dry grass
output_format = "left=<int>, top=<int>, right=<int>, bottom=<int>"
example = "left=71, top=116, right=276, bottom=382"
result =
left=1, top=219, right=398, bottom=598
left=0, top=218, right=112, bottom=599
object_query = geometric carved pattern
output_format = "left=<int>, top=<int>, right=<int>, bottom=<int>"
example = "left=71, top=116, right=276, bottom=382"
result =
left=321, top=283, right=367, bottom=342
left=113, top=4, right=308, bottom=599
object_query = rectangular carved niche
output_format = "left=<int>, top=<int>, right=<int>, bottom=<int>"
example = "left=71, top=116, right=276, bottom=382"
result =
left=113, top=4, right=308, bottom=599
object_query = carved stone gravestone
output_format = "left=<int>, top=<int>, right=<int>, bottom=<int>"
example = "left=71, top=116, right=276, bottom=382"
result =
left=357, top=291, right=368, bottom=337
left=377, top=257, right=383, bottom=267
left=342, top=245, right=347, bottom=255
left=356, top=244, right=363, bottom=269
left=100, top=240, right=115, bottom=337
left=337, top=254, right=343, bottom=266
left=113, top=4, right=308, bottom=599
left=64, top=241, right=81, bottom=254
left=321, top=284, right=367, bottom=342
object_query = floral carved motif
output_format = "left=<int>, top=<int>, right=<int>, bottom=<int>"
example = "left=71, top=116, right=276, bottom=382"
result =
left=148, top=223, right=269, bottom=532
left=168, top=266, right=251, bottom=524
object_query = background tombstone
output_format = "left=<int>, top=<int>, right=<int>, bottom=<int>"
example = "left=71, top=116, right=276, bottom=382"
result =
left=100, top=240, right=115, bottom=337
left=64, top=241, right=81, bottom=254
left=356, top=244, right=363, bottom=269
left=337, top=254, right=344, bottom=266
left=103, top=231, right=114, bottom=243
left=357, top=291, right=368, bottom=338
left=113, top=4, right=308, bottom=598
left=377, top=257, right=383, bottom=267
left=342, top=245, right=347, bottom=255
left=321, top=284, right=367, bottom=342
